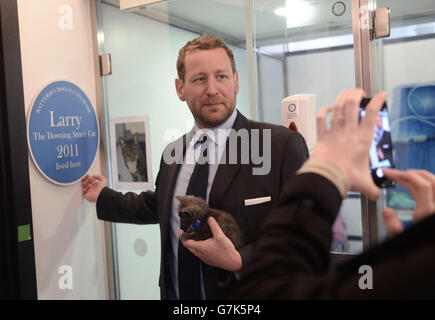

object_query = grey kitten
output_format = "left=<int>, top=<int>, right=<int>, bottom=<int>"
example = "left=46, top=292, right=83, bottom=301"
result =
left=176, top=195, right=244, bottom=249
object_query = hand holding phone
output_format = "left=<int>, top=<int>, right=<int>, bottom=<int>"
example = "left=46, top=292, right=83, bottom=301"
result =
left=311, top=89, right=386, bottom=200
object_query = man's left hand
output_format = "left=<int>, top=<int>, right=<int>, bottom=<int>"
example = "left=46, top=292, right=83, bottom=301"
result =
left=179, top=217, right=242, bottom=272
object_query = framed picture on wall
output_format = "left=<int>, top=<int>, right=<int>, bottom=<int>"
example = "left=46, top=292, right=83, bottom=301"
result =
left=110, top=115, right=153, bottom=190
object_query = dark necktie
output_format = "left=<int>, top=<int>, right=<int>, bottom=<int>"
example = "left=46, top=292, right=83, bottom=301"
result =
left=178, top=134, right=209, bottom=300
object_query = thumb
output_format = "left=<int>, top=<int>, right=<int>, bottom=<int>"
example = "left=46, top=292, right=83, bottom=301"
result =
left=208, top=217, right=223, bottom=238
left=382, top=207, right=404, bottom=237
left=360, top=177, right=381, bottom=201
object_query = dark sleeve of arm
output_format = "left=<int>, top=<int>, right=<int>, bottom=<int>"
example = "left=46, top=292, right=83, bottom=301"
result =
left=237, top=131, right=309, bottom=275
left=238, top=173, right=342, bottom=299
left=96, top=156, right=166, bottom=225
left=96, top=187, right=158, bottom=224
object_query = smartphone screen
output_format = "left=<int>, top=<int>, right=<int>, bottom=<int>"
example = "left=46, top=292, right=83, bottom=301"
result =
left=359, top=98, right=396, bottom=188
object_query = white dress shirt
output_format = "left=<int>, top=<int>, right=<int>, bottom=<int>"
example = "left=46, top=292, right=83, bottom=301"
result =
left=167, top=109, right=237, bottom=299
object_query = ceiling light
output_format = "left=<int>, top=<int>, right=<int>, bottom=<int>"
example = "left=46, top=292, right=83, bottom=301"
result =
left=274, top=0, right=313, bottom=28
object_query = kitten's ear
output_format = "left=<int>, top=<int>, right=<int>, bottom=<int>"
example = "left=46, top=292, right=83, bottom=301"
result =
left=133, top=133, right=138, bottom=143
left=119, top=137, right=125, bottom=146
left=176, top=195, right=185, bottom=202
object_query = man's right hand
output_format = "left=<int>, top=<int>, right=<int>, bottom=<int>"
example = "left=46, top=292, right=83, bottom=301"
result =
left=82, top=174, right=108, bottom=203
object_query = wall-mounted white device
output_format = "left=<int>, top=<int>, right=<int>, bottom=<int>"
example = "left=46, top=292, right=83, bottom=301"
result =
left=281, top=94, right=317, bottom=153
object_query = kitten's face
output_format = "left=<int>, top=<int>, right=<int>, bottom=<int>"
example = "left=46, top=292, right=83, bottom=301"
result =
left=119, top=134, right=140, bottom=161
left=176, top=195, right=208, bottom=229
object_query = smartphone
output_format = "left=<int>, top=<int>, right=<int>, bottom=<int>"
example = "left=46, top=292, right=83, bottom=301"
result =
left=359, top=98, right=396, bottom=188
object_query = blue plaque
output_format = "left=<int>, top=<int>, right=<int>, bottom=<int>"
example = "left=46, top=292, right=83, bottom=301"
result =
left=27, top=81, right=99, bottom=185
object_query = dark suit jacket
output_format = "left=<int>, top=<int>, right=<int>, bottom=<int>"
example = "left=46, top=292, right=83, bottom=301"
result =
left=238, top=172, right=435, bottom=299
left=96, top=110, right=309, bottom=299
left=377, top=130, right=393, bottom=164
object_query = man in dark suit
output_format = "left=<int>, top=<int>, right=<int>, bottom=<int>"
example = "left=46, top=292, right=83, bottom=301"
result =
left=82, top=36, right=308, bottom=300
left=375, top=115, right=393, bottom=166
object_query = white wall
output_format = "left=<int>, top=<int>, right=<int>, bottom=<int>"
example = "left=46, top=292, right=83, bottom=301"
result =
left=280, top=37, right=435, bottom=120
left=259, top=47, right=356, bottom=126
left=258, top=55, right=285, bottom=124
left=18, top=0, right=109, bottom=299
left=383, top=37, right=435, bottom=108
left=286, top=48, right=356, bottom=114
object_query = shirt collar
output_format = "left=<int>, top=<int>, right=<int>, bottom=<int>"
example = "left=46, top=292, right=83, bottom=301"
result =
left=191, top=108, right=237, bottom=147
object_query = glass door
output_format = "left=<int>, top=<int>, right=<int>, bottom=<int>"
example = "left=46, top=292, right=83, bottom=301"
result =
left=96, top=0, right=254, bottom=299
left=372, top=0, right=435, bottom=234
left=95, top=0, right=432, bottom=299
left=251, top=0, right=364, bottom=255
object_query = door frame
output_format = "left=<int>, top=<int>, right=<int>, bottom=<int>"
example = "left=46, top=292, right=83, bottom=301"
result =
left=0, top=0, right=38, bottom=299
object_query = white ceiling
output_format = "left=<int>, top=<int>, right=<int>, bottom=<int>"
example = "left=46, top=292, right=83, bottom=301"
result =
left=102, top=0, right=435, bottom=47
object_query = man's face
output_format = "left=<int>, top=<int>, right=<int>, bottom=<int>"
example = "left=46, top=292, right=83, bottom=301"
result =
left=175, top=48, right=239, bottom=129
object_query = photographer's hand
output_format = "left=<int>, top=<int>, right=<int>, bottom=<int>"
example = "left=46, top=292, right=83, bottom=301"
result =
left=381, top=168, right=435, bottom=236
left=311, top=89, right=386, bottom=200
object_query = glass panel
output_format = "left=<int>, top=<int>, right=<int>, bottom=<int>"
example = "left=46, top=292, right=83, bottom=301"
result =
left=374, top=0, right=435, bottom=228
left=98, top=0, right=383, bottom=298
left=97, top=0, right=253, bottom=299
left=252, top=0, right=362, bottom=254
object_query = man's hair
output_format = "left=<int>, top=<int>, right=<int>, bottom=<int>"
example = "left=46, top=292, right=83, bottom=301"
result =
left=176, top=36, right=237, bottom=81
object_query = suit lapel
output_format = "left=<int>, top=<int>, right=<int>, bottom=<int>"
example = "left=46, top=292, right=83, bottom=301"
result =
left=161, top=134, right=188, bottom=246
left=209, top=111, right=250, bottom=208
